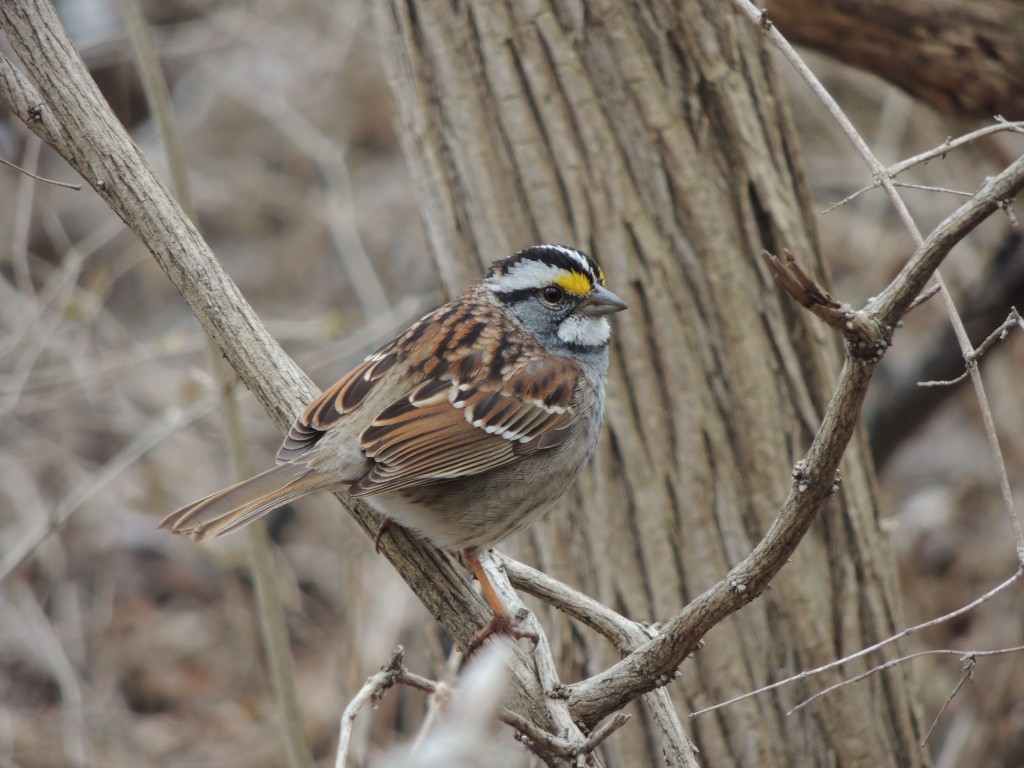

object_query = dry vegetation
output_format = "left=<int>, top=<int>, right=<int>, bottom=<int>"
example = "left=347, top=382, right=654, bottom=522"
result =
left=1, top=2, right=1023, bottom=766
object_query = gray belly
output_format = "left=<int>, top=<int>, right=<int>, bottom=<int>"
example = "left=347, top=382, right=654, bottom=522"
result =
left=366, top=413, right=600, bottom=553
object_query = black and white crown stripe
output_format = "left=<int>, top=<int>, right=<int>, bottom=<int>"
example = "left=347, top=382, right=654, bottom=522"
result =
left=487, top=244, right=603, bottom=294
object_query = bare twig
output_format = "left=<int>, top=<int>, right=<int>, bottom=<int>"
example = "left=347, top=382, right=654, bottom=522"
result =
left=889, top=119, right=1024, bottom=174
left=917, top=368, right=971, bottom=389
left=344, top=645, right=522, bottom=768
left=892, top=182, right=972, bottom=198
left=499, top=708, right=631, bottom=761
left=918, top=308, right=1023, bottom=387
left=967, top=307, right=1022, bottom=363
left=0, top=154, right=82, bottom=189
left=789, top=644, right=1024, bottom=721
left=905, top=283, right=942, bottom=312
left=738, top=0, right=1024, bottom=565
left=503, top=555, right=700, bottom=767
left=503, top=555, right=655, bottom=652
left=0, top=397, right=218, bottom=583
left=335, top=646, right=409, bottom=768
left=117, top=3, right=314, bottom=764
left=821, top=120, right=1024, bottom=214
left=691, top=569, right=1023, bottom=718
left=760, top=249, right=885, bottom=353
left=2, top=1, right=545, bottom=724
left=922, top=655, right=976, bottom=747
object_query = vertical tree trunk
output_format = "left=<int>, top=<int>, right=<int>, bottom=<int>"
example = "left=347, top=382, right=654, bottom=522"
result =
left=373, top=1, right=925, bottom=765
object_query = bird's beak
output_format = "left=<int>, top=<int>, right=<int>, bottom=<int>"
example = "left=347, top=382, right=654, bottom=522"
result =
left=577, top=285, right=628, bottom=316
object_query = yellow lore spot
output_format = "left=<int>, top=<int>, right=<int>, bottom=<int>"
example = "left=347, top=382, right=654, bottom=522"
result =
left=553, top=271, right=593, bottom=296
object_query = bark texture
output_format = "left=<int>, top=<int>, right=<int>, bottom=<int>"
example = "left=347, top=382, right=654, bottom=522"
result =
left=767, top=0, right=1024, bottom=120
left=374, top=2, right=925, bottom=766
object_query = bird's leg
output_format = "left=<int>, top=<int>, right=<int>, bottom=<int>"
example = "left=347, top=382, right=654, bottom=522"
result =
left=465, top=552, right=538, bottom=653
left=373, top=515, right=394, bottom=554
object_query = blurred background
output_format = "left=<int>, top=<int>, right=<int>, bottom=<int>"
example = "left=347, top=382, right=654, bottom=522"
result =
left=1, top=1, right=1022, bottom=765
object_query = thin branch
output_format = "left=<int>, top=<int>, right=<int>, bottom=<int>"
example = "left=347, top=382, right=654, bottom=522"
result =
left=918, top=308, right=1023, bottom=387
left=760, top=249, right=885, bottom=353
left=499, top=709, right=574, bottom=756
left=906, top=283, right=942, bottom=312
left=335, top=646, right=408, bottom=768
left=566, top=149, right=1024, bottom=723
left=821, top=119, right=1024, bottom=214
left=892, top=182, right=972, bottom=198
left=503, top=555, right=700, bottom=767
left=739, top=0, right=1024, bottom=564
left=888, top=119, right=1024, bottom=178
left=788, top=644, right=1024, bottom=718
left=968, top=306, right=1023, bottom=363
left=921, top=655, right=975, bottom=747
left=117, top=3, right=315, bottom=764
left=0, top=397, right=218, bottom=583
left=0, top=154, right=82, bottom=189
left=503, top=555, right=655, bottom=652
left=499, top=709, right=631, bottom=760
left=0, top=4, right=548, bottom=725
left=916, top=369, right=970, bottom=389
left=690, top=568, right=1022, bottom=718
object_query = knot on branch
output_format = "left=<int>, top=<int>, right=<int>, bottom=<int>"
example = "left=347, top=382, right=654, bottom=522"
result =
left=762, top=249, right=892, bottom=359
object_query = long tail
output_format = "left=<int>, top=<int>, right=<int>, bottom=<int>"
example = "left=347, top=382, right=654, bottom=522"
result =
left=159, top=464, right=336, bottom=540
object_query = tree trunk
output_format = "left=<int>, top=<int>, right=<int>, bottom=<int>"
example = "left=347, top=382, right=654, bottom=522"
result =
left=373, top=2, right=926, bottom=765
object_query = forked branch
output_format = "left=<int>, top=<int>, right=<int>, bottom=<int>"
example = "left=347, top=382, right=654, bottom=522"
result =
left=564, top=154, right=1024, bottom=727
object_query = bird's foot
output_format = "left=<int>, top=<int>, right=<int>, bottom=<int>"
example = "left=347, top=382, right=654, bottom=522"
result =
left=466, top=610, right=539, bottom=655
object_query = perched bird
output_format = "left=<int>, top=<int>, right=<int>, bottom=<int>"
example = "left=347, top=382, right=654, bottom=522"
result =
left=161, top=244, right=626, bottom=646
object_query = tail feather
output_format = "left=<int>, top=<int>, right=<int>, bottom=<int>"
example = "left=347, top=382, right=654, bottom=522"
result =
left=159, top=464, right=335, bottom=540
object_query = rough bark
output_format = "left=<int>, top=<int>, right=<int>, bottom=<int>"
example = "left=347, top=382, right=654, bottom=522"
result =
left=373, top=2, right=925, bottom=766
left=766, top=0, right=1024, bottom=120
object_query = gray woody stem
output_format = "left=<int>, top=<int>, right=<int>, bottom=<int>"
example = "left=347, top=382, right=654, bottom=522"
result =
left=0, top=0, right=551, bottom=733
left=564, top=155, right=1024, bottom=726
left=3, top=0, right=1023, bottom=751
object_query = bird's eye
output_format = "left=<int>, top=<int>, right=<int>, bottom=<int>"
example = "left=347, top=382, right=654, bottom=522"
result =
left=542, top=285, right=564, bottom=304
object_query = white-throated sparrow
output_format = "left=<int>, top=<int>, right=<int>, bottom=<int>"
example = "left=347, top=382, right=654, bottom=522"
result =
left=161, top=245, right=626, bottom=645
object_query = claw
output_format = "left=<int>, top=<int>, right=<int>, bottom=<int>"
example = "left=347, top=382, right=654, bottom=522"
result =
left=466, top=610, right=538, bottom=654
left=374, top=515, right=394, bottom=553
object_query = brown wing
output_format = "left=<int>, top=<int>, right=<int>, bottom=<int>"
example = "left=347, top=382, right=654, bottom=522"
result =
left=276, top=303, right=453, bottom=464
left=276, top=346, right=399, bottom=462
left=274, top=293, right=582, bottom=492
left=349, top=355, right=580, bottom=496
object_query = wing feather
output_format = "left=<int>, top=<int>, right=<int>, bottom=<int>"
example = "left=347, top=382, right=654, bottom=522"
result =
left=271, top=296, right=584, bottom=496
left=277, top=350, right=398, bottom=462
left=350, top=360, right=579, bottom=496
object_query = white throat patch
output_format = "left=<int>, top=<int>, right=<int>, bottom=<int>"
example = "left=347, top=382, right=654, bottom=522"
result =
left=557, top=315, right=611, bottom=347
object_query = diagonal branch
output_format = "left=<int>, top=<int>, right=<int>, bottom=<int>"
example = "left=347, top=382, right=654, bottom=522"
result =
left=736, top=0, right=1024, bottom=564
left=564, top=153, right=1024, bottom=727
left=0, top=0, right=549, bottom=729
